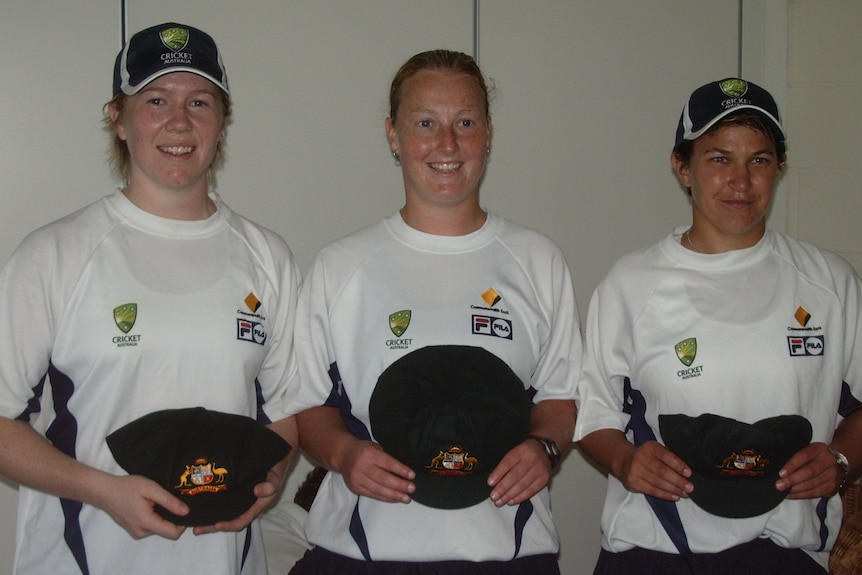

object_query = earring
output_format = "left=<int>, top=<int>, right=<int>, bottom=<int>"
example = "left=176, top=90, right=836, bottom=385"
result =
left=392, top=150, right=401, bottom=166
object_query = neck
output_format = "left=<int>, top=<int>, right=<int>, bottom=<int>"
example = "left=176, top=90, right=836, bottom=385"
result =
left=123, top=185, right=216, bottom=221
left=399, top=204, right=486, bottom=236
left=684, top=224, right=766, bottom=254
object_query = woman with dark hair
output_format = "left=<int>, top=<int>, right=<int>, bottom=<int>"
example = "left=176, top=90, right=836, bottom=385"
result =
left=575, top=78, right=862, bottom=574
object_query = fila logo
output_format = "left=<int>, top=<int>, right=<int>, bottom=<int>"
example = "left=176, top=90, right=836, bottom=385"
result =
left=237, top=319, right=267, bottom=345
left=787, top=336, right=824, bottom=356
left=472, top=315, right=513, bottom=340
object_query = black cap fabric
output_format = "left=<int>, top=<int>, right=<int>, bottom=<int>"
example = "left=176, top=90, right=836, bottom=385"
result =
left=113, top=22, right=229, bottom=96
left=674, top=78, right=784, bottom=147
left=370, top=345, right=531, bottom=509
left=106, top=407, right=290, bottom=526
left=659, top=413, right=812, bottom=519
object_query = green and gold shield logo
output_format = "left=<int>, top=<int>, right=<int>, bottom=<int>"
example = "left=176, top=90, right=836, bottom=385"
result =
left=114, top=303, right=138, bottom=334
left=389, top=310, right=411, bottom=337
left=674, top=338, right=697, bottom=367
left=719, top=78, right=748, bottom=98
left=160, top=27, right=189, bottom=52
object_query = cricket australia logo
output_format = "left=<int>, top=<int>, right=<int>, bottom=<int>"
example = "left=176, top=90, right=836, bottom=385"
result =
left=112, top=303, right=141, bottom=347
left=386, top=310, right=413, bottom=350
left=160, top=27, right=190, bottom=52
left=675, top=338, right=697, bottom=366
left=113, top=303, right=137, bottom=333
left=674, top=337, right=703, bottom=380
left=719, top=78, right=748, bottom=98
left=389, top=310, right=411, bottom=337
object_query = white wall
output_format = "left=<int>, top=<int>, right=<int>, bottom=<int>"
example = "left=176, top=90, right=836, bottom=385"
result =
left=0, top=2, right=818, bottom=574
left=785, top=0, right=862, bottom=273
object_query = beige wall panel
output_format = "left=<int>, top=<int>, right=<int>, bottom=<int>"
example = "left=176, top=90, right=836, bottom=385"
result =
left=788, top=84, right=862, bottom=170
left=788, top=0, right=862, bottom=84
left=0, top=2, right=119, bottom=265
left=794, top=170, right=862, bottom=256
left=0, top=3, right=118, bottom=572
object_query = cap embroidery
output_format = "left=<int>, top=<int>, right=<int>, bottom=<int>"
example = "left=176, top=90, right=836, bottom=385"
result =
left=176, top=458, right=229, bottom=496
left=719, top=449, right=769, bottom=478
left=159, top=27, right=190, bottom=52
left=428, top=446, right=477, bottom=476
left=718, top=78, right=748, bottom=98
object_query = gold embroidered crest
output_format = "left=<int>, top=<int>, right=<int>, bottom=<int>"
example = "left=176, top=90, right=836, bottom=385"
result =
left=718, top=449, right=769, bottom=478
left=428, top=446, right=478, bottom=476
left=175, top=458, right=229, bottom=495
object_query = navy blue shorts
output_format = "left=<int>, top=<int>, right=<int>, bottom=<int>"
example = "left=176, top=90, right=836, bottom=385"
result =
left=288, top=547, right=560, bottom=575
left=593, top=537, right=826, bottom=575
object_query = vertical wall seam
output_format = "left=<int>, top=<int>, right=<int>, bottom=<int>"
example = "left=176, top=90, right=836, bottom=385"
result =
left=737, top=0, right=743, bottom=76
left=120, top=0, right=127, bottom=46
left=473, top=0, right=480, bottom=63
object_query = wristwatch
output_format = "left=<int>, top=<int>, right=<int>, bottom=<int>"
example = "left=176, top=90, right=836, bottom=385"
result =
left=828, top=447, right=850, bottom=489
left=527, top=435, right=561, bottom=469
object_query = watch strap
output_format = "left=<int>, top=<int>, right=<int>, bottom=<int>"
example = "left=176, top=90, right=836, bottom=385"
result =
left=828, top=447, right=850, bottom=490
left=527, top=434, right=561, bottom=469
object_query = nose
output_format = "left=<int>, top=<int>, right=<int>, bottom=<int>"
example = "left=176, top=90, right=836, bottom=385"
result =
left=437, top=125, right=457, bottom=153
left=166, top=104, right=192, bottom=131
left=728, top=162, right=752, bottom=192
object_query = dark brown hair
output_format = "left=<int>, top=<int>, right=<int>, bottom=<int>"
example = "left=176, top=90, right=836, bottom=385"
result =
left=673, top=110, right=787, bottom=168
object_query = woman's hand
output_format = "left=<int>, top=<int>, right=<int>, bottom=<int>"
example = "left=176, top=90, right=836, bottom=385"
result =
left=487, top=438, right=552, bottom=506
left=339, top=440, right=416, bottom=503
left=776, top=442, right=846, bottom=499
left=578, top=429, right=693, bottom=501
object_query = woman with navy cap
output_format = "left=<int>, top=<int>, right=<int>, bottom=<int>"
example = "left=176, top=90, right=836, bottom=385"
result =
left=575, top=78, right=862, bottom=574
left=0, top=23, right=299, bottom=574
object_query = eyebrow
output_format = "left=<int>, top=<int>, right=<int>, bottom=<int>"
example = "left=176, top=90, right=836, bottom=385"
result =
left=703, top=146, right=776, bottom=157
